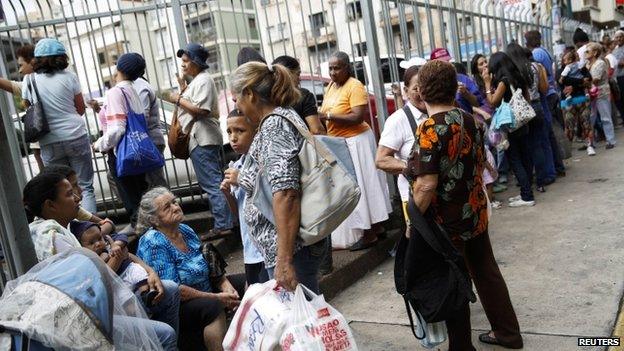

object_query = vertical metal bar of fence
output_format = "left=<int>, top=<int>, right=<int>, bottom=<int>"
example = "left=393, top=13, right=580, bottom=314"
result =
left=171, top=0, right=189, bottom=49
left=477, top=0, right=486, bottom=55
left=412, top=2, right=424, bottom=57
left=397, top=2, right=410, bottom=58
left=435, top=0, right=447, bottom=48
left=423, top=0, right=436, bottom=52
left=352, top=1, right=378, bottom=137
left=282, top=1, right=298, bottom=56
left=380, top=0, right=400, bottom=89
left=273, top=0, right=288, bottom=55
left=250, top=0, right=268, bottom=58
left=339, top=0, right=356, bottom=55
left=0, top=109, right=38, bottom=280
left=360, top=0, right=388, bottom=129
left=446, top=0, right=461, bottom=64
left=298, top=0, right=316, bottom=78
left=260, top=3, right=275, bottom=61
left=303, top=0, right=322, bottom=73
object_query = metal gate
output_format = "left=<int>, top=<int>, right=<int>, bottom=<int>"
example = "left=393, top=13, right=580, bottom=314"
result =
left=0, top=0, right=554, bottom=285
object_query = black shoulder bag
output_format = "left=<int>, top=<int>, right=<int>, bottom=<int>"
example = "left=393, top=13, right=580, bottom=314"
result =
left=22, top=74, right=50, bottom=143
left=402, top=104, right=418, bottom=134
left=394, top=112, right=475, bottom=339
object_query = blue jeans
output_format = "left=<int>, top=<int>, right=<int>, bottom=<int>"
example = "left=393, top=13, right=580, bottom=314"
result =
left=142, top=279, right=180, bottom=335
left=591, top=98, right=617, bottom=145
left=528, top=103, right=552, bottom=187
left=115, top=315, right=177, bottom=351
left=266, top=238, right=327, bottom=294
left=190, top=145, right=233, bottom=230
left=506, top=128, right=534, bottom=201
left=40, top=134, right=97, bottom=213
left=543, top=94, right=566, bottom=174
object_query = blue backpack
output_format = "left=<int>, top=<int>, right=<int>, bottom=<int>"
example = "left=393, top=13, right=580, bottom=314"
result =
left=116, top=89, right=165, bottom=177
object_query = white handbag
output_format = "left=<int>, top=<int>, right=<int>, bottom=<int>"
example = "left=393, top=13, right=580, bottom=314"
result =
left=508, top=86, right=536, bottom=131
left=252, top=112, right=361, bottom=246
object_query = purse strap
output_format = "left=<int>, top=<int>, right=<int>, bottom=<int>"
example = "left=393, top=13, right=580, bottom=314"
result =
left=402, top=104, right=418, bottom=134
left=406, top=199, right=459, bottom=260
left=258, top=111, right=336, bottom=165
left=28, top=74, right=43, bottom=106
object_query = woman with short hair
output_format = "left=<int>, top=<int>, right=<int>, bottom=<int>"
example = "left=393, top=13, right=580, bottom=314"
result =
left=318, top=51, right=392, bottom=251
left=22, top=38, right=96, bottom=213
left=407, top=60, right=522, bottom=350
left=136, top=187, right=244, bottom=351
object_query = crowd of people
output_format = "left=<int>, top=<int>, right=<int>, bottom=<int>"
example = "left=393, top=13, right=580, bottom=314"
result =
left=8, top=25, right=622, bottom=350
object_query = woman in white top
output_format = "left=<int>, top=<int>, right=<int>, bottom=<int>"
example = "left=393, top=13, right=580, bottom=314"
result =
left=93, top=53, right=152, bottom=229
left=22, top=38, right=96, bottom=214
left=375, top=65, right=427, bottom=224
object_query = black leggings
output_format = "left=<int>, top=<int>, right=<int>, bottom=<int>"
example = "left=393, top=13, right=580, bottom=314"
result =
left=244, top=262, right=269, bottom=285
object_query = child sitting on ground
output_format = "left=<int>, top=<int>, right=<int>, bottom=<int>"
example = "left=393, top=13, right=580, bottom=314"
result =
left=70, top=221, right=158, bottom=307
left=220, top=109, right=268, bottom=286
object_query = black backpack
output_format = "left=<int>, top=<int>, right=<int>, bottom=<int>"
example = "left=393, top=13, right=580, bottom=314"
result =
left=394, top=199, right=476, bottom=338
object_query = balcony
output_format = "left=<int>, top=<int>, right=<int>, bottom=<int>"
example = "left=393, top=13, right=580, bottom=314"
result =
left=379, top=7, right=415, bottom=27
left=307, top=26, right=336, bottom=48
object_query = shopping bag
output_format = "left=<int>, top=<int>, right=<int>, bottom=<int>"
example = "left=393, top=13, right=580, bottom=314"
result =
left=116, top=90, right=165, bottom=177
left=280, top=285, right=358, bottom=351
left=223, top=280, right=294, bottom=351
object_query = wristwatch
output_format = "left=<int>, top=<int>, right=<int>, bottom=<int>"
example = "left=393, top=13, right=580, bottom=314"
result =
left=176, top=94, right=182, bottom=106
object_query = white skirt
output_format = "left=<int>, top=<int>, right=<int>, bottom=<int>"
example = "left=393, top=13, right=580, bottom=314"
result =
left=332, top=128, right=392, bottom=249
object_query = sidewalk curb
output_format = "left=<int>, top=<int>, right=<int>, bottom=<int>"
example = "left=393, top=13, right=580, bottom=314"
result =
left=320, top=229, right=400, bottom=301
left=609, top=292, right=624, bottom=351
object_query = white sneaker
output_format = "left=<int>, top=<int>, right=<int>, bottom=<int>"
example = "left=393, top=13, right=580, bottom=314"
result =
left=508, top=195, right=521, bottom=203
left=509, top=199, right=536, bottom=207
left=587, top=145, right=596, bottom=156
left=491, top=200, right=502, bottom=209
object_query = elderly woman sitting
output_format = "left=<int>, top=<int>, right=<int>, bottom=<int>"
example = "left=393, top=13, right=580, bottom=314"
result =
left=136, top=187, right=245, bottom=351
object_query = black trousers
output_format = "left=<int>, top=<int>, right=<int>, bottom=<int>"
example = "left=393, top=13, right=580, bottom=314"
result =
left=107, top=151, right=148, bottom=226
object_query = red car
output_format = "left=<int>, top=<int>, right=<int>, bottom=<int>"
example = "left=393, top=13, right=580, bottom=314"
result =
left=299, top=74, right=396, bottom=140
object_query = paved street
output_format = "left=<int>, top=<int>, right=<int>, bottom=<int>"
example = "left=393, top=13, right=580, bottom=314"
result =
left=332, top=132, right=624, bottom=351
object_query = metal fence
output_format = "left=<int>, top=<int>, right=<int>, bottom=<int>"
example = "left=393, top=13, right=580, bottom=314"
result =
left=0, top=0, right=553, bottom=284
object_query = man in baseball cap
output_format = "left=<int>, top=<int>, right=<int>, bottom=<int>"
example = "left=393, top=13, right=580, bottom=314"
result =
left=399, top=56, right=428, bottom=69
left=176, top=43, right=209, bottom=70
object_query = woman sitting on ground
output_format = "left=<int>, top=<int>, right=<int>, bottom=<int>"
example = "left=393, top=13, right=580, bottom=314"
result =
left=22, top=172, right=178, bottom=350
left=136, top=187, right=245, bottom=351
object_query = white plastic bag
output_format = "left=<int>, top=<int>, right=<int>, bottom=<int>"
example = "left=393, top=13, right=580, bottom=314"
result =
left=280, top=285, right=358, bottom=351
left=223, top=280, right=294, bottom=351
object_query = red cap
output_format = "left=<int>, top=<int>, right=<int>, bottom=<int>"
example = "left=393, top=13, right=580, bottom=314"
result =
left=430, top=48, right=452, bottom=62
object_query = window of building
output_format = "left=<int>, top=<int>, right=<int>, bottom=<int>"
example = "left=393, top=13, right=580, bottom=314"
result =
left=260, top=0, right=270, bottom=5
left=98, top=52, right=106, bottom=65
left=347, top=1, right=362, bottom=22
left=458, top=16, right=472, bottom=39
left=206, top=47, right=219, bottom=73
left=248, top=16, right=256, bottom=30
left=582, top=0, right=598, bottom=7
left=309, top=12, right=326, bottom=36
left=155, top=29, right=172, bottom=56
left=268, top=22, right=289, bottom=42
left=353, top=42, right=367, bottom=57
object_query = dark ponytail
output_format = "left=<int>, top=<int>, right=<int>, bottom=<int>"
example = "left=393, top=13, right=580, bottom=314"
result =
left=23, top=172, right=66, bottom=221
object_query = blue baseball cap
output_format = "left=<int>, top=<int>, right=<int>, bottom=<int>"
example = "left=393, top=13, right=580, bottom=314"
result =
left=177, top=43, right=209, bottom=69
left=34, top=38, right=67, bottom=57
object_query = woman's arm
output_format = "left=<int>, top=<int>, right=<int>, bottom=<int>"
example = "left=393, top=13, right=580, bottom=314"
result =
left=179, top=284, right=240, bottom=308
left=168, top=91, right=209, bottom=120
left=74, top=93, right=86, bottom=116
left=485, top=81, right=506, bottom=107
left=304, top=114, right=326, bottom=135
left=319, top=104, right=368, bottom=125
left=375, top=145, right=406, bottom=175
left=412, top=174, right=439, bottom=214
left=273, top=189, right=300, bottom=291
left=537, top=64, right=549, bottom=94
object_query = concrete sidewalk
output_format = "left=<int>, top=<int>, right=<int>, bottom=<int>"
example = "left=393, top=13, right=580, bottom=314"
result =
left=331, top=134, right=624, bottom=350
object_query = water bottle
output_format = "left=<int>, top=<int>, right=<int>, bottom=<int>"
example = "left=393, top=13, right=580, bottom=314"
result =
left=416, top=312, right=448, bottom=349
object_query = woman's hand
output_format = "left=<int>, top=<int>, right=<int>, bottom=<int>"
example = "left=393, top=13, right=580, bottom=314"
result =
left=216, top=292, right=241, bottom=310
left=169, top=92, right=180, bottom=104
left=218, top=277, right=240, bottom=299
left=146, top=270, right=165, bottom=305
left=275, top=259, right=298, bottom=291
left=87, top=99, right=101, bottom=113
left=223, top=168, right=239, bottom=187
left=481, top=67, right=492, bottom=86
